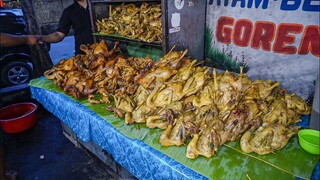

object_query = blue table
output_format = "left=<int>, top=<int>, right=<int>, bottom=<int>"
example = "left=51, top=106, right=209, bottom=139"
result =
left=30, top=82, right=319, bottom=180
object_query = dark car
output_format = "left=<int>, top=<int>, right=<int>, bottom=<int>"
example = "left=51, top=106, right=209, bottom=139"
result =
left=0, top=8, right=34, bottom=108
left=0, top=8, right=33, bottom=88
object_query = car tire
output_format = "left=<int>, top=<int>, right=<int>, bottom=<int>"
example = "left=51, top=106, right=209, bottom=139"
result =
left=1, top=61, right=33, bottom=86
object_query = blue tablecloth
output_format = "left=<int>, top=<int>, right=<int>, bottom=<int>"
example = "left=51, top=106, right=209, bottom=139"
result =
left=30, top=86, right=206, bottom=179
left=30, top=85, right=319, bottom=180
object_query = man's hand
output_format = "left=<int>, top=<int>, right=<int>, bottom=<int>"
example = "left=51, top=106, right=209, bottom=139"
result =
left=26, top=35, right=41, bottom=45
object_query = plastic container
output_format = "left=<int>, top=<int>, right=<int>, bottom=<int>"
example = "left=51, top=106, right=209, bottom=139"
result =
left=0, top=102, right=37, bottom=133
left=298, top=129, right=320, bottom=155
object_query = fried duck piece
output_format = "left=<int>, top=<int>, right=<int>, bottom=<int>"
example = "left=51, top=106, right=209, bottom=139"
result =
left=232, top=66, right=252, bottom=92
left=186, top=120, right=224, bottom=159
left=57, top=57, right=77, bottom=71
left=44, top=57, right=75, bottom=80
left=182, top=67, right=210, bottom=97
left=59, top=57, right=76, bottom=71
left=284, top=93, right=311, bottom=115
left=73, top=54, right=91, bottom=76
left=155, top=49, right=188, bottom=68
left=135, top=66, right=176, bottom=89
left=80, top=39, right=109, bottom=57
left=169, top=59, right=197, bottom=83
left=96, top=52, right=144, bottom=98
left=182, top=95, right=197, bottom=111
left=44, top=68, right=57, bottom=80
left=134, top=85, right=150, bottom=106
left=108, top=95, right=135, bottom=124
left=131, top=103, right=156, bottom=124
left=96, top=88, right=111, bottom=103
left=146, top=101, right=183, bottom=129
left=129, top=56, right=153, bottom=72
left=240, top=123, right=300, bottom=155
left=222, top=102, right=261, bottom=143
left=243, top=79, right=281, bottom=101
left=93, top=40, right=109, bottom=56
left=213, top=69, right=240, bottom=120
left=160, top=111, right=196, bottom=146
left=186, top=106, right=222, bottom=159
left=192, top=79, right=215, bottom=108
left=134, top=49, right=188, bottom=89
left=193, top=105, right=218, bottom=130
left=88, top=53, right=106, bottom=70
left=64, top=77, right=97, bottom=99
left=262, top=99, right=300, bottom=126
left=144, top=59, right=199, bottom=109
left=146, top=82, right=184, bottom=109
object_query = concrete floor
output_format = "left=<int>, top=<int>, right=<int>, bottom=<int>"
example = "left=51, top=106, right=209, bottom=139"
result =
left=3, top=105, right=118, bottom=180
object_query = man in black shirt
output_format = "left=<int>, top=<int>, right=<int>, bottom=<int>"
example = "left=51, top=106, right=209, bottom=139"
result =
left=40, top=0, right=94, bottom=55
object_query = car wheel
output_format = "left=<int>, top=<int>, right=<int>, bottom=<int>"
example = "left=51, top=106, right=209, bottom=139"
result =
left=1, top=61, right=33, bottom=86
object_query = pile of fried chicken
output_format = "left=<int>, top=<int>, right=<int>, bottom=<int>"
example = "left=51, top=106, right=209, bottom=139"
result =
left=96, top=2, right=162, bottom=43
left=44, top=40, right=311, bottom=159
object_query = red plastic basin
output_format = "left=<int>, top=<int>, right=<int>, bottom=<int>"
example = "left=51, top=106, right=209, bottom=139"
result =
left=0, top=102, right=37, bottom=133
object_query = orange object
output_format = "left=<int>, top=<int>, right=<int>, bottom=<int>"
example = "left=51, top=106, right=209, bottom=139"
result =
left=0, top=102, right=38, bottom=133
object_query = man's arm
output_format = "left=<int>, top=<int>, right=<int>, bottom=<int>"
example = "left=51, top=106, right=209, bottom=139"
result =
left=40, top=31, right=65, bottom=43
left=0, top=33, right=39, bottom=47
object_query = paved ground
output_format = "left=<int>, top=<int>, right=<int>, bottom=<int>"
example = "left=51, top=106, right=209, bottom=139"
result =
left=4, top=106, right=115, bottom=180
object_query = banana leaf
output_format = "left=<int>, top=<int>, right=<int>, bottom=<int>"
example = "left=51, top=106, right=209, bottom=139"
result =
left=92, top=32, right=161, bottom=45
left=29, top=78, right=319, bottom=179
left=127, top=43, right=164, bottom=61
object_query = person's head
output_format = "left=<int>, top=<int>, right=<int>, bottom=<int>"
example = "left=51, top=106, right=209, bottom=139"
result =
left=12, top=2, right=17, bottom=8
